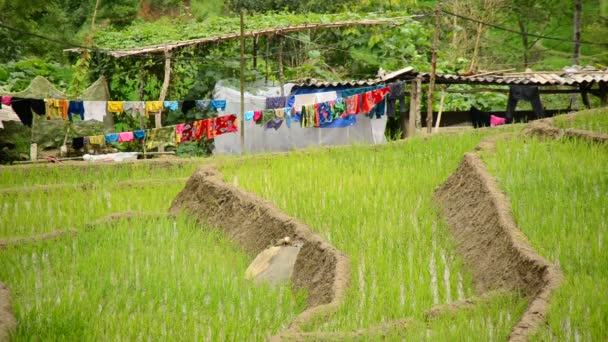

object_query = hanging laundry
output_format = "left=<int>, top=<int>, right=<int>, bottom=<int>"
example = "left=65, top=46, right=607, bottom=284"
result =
left=45, top=99, right=68, bottom=120
left=253, top=110, right=262, bottom=122
left=274, top=108, right=285, bottom=119
left=334, top=98, right=347, bottom=118
left=386, top=81, right=406, bottom=118
left=133, top=130, right=146, bottom=141
left=72, top=137, right=85, bottom=149
left=118, top=131, right=134, bottom=143
left=316, top=102, right=332, bottom=125
left=105, top=133, right=119, bottom=143
left=145, top=101, right=163, bottom=116
left=107, top=101, right=124, bottom=113
left=30, top=99, right=46, bottom=116
left=180, top=122, right=197, bottom=142
left=214, top=115, right=238, bottom=135
left=164, top=101, right=179, bottom=111
left=321, top=114, right=357, bottom=128
left=301, top=104, right=316, bottom=128
left=265, top=118, right=283, bottom=130
left=195, top=100, right=211, bottom=111
left=175, top=123, right=186, bottom=143
left=67, top=100, right=85, bottom=121
left=121, top=101, right=142, bottom=118
left=181, top=100, right=196, bottom=115
left=10, top=98, right=34, bottom=127
left=146, top=126, right=176, bottom=149
left=210, top=100, right=226, bottom=112
left=284, top=107, right=293, bottom=128
left=2, top=96, right=12, bottom=107
left=345, top=94, right=360, bottom=115
left=201, top=118, right=216, bottom=140
left=266, top=96, right=287, bottom=110
left=505, top=85, right=544, bottom=122
left=83, top=101, right=107, bottom=122
left=259, top=110, right=274, bottom=125
left=88, top=135, right=105, bottom=146
left=245, top=110, right=254, bottom=121
left=341, top=85, right=386, bottom=118
left=192, top=120, right=208, bottom=141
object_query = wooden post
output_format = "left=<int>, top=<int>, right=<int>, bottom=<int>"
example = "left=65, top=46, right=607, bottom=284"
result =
left=157, top=46, right=172, bottom=153
left=278, top=34, right=285, bottom=97
left=240, top=10, right=246, bottom=155
left=408, top=78, right=420, bottom=137
left=434, top=89, right=446, bottom=133
left=138, top=68, right=147, bottom=157
left=253, top=35, right=258, bottom=69
left=427, top=5, right=440, bottom=133
left=580, top=84, right=591, bottom=109
left=570, top=0, right=582, bottom=109
left=265, top=36, right=270, bottom=86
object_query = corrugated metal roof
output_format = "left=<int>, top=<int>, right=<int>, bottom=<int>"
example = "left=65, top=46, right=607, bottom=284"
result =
left=420, top=69, right=608, bottom=86
left=292, top=66, right=417, bottom=89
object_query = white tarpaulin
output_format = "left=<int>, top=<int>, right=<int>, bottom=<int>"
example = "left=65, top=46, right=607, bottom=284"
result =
left=212, top=83, right=387, bottom=155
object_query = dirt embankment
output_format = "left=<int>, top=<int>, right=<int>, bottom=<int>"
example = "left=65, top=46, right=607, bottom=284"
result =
left=435, top=152, right=562, bottom=341
left=522, top=117, right=608, bottom=143
left=0, top=282, right=16, bottom=341
left=168, top=167, right=350, bottom=336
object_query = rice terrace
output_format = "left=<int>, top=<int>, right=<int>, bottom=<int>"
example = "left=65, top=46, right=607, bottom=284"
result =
left=1, top=0, right=608, bottom=340
left=0, top=108, right=605, bottom=340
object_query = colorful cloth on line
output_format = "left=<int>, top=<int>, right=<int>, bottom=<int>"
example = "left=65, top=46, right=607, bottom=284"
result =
left=266, top=96, right=287, bottom=110
left=88, top=135, right=105, bottom=145
left=145, top=101, right=163, bottom=115
left=253, top=110, right=262, bottom=122
left=119, top=132, right=134, bottom=143
left=164, top=101, right=179, bottom=111
left=123, top=101, right=145, bottom=117
left=105, top=133, right=119, bottom=143
left=300, top=104, right=316, bottom=128
left=210, top=100, right=226, bottom=112
left=146, top=126, right=176, bottom=149
left=133, top=130, right=146, bottom=140
left=83, top=101, right=107, bottom=122
left=107, top=101, right=124, bottom=113
left=215, top=115, right=238, bottom=135
left=1, top=96, right=11, bottom=107
left=265, top=118, right=283, bottom=130
left=67, top=101, right=85, bottom=121
left=45, top=99, right=68, bottom=120
left=245, top=110, right=254, bottom=121
left=195, top=100, right=211, bottom=111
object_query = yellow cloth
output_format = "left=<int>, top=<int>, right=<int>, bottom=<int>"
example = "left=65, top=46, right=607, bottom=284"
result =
left=145, top=101, right=163, bottom=115
left=45, top=99, right=69, bottom=120
left=107, top=101, right=124, bottom=113
left=88, top=135, right=105, bottom=145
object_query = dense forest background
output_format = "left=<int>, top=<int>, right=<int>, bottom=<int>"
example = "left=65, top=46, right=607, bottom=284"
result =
left=0, top=0, right=607, bottom=109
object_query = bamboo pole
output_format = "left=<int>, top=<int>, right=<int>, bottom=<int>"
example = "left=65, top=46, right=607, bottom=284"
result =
left=426, top=5, right=441, bottom=133
left=240, top=10, right=246, bottom=155
left=278, top=35, right=285, bottom=97
left=434, top=89, right=446, bottom=133
left=157, top=45, right=172, bottom=153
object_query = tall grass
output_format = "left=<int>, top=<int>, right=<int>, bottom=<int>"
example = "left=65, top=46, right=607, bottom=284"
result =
left=553, top=108, right=608, bottom=133
left=483, top=136, right=608, bottom=340
left=0, top=216, right=306, bottom=340
left=221, top=127, right=527, bottom=336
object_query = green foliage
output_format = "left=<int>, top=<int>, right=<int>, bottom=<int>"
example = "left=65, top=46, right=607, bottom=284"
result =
left=0, top=59, right=72, bottom=92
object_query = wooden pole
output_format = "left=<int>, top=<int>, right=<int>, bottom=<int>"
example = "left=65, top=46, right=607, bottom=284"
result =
left=278, top=34, right=285, bottom=97
left=157, top=45, right=172, bottom=153
left=434, top=89, right=446, bottom=133
left=139, top=68, right=147, bottom=157
left=571, top=0, right=582, bottom=109
left=253, top=35, right=258, bottom=69
left=407, top=78, right=418, bottom=137
left=240, top=10, right=246, bottom=155
left=426, top=5, right=440, bottom=133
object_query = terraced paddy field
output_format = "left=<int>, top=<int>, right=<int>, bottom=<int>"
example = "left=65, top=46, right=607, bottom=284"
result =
left=1, top=108, right=606, bottom=340
left=482, top=126, right=608, bottom=340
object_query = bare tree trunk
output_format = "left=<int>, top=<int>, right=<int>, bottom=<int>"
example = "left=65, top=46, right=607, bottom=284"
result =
left=469, top=22, right=484, bottom=71
left=518, top=19, right=529, bottom=68
left=570, top=0, right=582, bottom=109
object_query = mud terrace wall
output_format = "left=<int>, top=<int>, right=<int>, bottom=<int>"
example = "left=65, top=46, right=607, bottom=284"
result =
left=169, top=167, right=350, bottom=335
left=0, top=282, right=16, bottom=341
left=435, top=152, right=562, bottom=341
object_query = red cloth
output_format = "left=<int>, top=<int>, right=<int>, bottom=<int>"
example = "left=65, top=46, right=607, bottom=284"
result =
left=345, top=94, right=360, bottom=115
left=361, top=91, right=375, bottom=114
left=253, top=111, right=262, bottom=122
left=372, top=87, right=391, bottom=103
left=214, top=114, right=238, bottom=136
left=180, top=122, right=197, bottom=142
left=490, top=115, right=507, bottom=127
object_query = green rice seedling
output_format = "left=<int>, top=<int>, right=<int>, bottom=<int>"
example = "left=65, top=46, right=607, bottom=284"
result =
left=553, top=108, right=608, bottom=133
left=1, top=181, right=187, bottom=238
left=0, top=216, right=306, bottom=340
left=0, top=160, right=204, bottom=189
left=220, top=125, right=528, bottom=335
left=483, top=136, right=608, bottom=340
